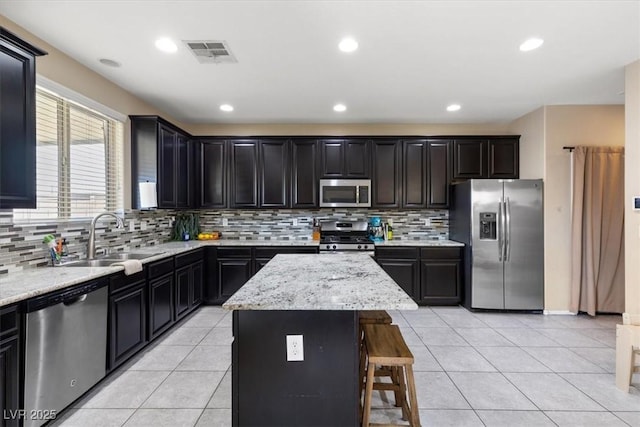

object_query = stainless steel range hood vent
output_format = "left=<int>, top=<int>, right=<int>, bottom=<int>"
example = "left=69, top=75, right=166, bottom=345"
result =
left=184, top=40, right=237, bottom=64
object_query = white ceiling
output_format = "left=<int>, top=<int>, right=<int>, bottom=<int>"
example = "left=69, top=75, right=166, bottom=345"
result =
left=1, top=1, right=639, bottom=124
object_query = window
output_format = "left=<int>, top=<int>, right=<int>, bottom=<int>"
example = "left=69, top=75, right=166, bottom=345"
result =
left=13, top=87, right=124, bottom=221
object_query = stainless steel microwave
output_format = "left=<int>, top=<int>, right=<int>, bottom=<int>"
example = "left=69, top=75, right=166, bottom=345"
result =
left=319, top=179, right=371, bottom=208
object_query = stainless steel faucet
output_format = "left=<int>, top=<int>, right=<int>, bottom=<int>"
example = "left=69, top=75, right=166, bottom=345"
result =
left=87, top=212, right=124, bottom=259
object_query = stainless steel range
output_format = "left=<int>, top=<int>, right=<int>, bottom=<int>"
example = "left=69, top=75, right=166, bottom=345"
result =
left=319, top=220, right=374, bottom=252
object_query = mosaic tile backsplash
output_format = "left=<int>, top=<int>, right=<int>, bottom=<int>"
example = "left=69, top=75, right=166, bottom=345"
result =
left=0, top=208, right=447, bottom=274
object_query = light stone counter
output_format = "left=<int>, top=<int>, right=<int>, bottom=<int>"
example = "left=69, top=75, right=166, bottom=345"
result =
left=223, top=253, right=418, bottom=311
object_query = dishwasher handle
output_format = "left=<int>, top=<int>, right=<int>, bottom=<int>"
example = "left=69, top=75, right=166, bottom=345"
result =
left=25, top=279, right=107, bottom=312
left=63, top=294, right=88, bottom=306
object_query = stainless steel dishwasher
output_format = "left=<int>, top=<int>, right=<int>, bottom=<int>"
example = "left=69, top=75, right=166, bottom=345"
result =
left=23, top=279, right=108, bottom=427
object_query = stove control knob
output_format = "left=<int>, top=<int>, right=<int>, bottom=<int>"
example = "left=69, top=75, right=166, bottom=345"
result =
left=364, top=244, right=368, bottom=250
left=357, top=245, right=362, bottom=249
left=332, top=245, right=337, bottom=250
left=326, top=245, right=331, bottom=250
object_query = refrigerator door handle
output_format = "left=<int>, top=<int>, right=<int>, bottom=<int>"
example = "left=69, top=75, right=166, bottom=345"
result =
left=498, top=199, right=504, bottom=261
left=505, top=197, right=511, bottom=261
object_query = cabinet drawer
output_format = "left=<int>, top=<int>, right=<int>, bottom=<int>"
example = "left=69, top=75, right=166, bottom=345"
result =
left=420, top=247, right=462, bottom=259
left=217, top=247, right=252, bottom=258
left=254, top=246, right=318, bottom=258
left=0, top=304, right=18, bottom=339
left=175, top=249, right=203, bottom=268
left=148, top=257, right=174, bottom=279
left=375, top=247, right=418, bottom=259
left=110, top=270, right=146, bottom=293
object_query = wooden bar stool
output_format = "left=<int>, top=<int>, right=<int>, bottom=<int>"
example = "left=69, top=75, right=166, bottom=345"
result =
left=359, top=311, right=393, bottom=398
left=616, top=313, right=640, bottom=392
left=361, top=324, right=420, bottom=427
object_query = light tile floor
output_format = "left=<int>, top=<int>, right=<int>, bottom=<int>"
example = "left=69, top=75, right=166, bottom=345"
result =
left=52, top=306, right=640, bottom=426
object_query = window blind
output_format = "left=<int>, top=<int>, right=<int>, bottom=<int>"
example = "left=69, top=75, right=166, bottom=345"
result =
left=13, top=88, right=124, bottom=221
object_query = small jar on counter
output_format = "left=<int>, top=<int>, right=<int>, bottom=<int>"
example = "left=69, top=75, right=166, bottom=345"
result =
left=312, top=218, right=321, bottom=241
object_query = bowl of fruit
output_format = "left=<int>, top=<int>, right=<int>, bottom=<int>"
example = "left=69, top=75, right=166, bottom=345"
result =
left=197, top=231, right=220, bottom=240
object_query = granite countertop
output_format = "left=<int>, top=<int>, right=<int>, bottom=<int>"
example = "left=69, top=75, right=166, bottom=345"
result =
left=0, top=238, right=463, bottom=307
left=222, top=253, right=418, bottom=311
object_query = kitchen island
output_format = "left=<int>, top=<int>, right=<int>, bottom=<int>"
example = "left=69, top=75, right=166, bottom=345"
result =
left=223, top=253, right=417, bottom=427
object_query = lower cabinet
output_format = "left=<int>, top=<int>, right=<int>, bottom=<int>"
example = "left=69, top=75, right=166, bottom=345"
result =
left=205, top=246, right=319, bottom=304
left=175, top=257, right=204, bottom=320
left=109, top=277, right=148, bottom=370
left=0, top=305, right=20, bottom=427
left=149, top=273, right=174, bottom=339
left=375, top=246, right=463, bottom=305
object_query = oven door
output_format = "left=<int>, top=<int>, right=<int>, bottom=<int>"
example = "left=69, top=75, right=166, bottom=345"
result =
left=319, top=179, right=371, bottom=207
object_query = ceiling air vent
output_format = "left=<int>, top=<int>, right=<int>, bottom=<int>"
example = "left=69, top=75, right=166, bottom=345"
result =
left=184, top=40, right=238, bottom=64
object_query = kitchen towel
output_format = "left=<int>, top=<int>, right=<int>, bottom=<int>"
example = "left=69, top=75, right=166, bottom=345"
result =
left=111, top=259, right=143, bottom=275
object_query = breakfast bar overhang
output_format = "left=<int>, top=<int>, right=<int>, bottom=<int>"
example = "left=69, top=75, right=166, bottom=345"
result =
left=223, top=253, right=418, bottom=427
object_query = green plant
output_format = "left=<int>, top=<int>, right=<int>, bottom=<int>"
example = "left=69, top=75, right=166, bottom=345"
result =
left=172, top=213, right=200, bottom=240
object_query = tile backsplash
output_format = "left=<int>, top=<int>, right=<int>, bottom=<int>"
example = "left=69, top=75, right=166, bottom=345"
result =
left=0, top=208, right=448, bottom=274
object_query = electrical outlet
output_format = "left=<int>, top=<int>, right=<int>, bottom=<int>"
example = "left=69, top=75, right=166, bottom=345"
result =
left=129, top=220, right=135, bottom=232
left=292, top=218, right=298, bottom=226
left=286, top=335, right=304, bottom=362
left=140, top=221, right=147, bottom=231
left=222, top=218, right=229, bottom=227
left=424, top=218, right=431, bottom=226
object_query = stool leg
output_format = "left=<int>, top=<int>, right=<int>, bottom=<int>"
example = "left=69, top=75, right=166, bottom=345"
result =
left=391, top=366, right=402, bottom=408
left=616, top=326, right=633, bottom=392
left=362, top=361, right=376, bottom=427
left=405, top=364, right=421, bottom=427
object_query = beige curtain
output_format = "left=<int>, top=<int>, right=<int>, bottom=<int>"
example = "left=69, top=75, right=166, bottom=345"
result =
left=570, top=146, right=625, bottom=316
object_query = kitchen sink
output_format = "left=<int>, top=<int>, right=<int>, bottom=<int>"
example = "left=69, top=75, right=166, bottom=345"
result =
left=97, top=252, right=164, bottom=260
left=62, top=259, right=121, bottom=267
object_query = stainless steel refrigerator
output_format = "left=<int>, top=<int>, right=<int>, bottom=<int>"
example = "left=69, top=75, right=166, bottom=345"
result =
left=450, top=179, right=544, bottom=311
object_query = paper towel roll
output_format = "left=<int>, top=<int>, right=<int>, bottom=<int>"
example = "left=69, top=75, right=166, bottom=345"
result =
left=139, top=182, right=157, bottom=209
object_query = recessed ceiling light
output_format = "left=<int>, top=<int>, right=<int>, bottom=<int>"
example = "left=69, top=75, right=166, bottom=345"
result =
left=338, top=37, right=358, bottom=53
left=446, top=104, right=461, bottom=112
left=155, top=37, right=178, bottom=53
left=220, top=104, right=234, bottom=112
left=333, top=103, right=347, bottom=112
left=519, top=37, right=544, bottom=52
left=98, top=58, right=121, bottom=68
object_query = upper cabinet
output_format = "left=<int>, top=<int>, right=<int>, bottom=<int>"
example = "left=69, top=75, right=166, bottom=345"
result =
left=259, top=139, right=289, bottom=208
left=197, top=138, right=227, bottom=208
left=320, top=139, right=370, bottom=178
left=229, top=140, right=259, bottom=208
left=402, top=139, right=427, bottom=208
left=426, top=139, right=451, bottom=208
left=452, top=137, right=519, bottom=180
left=0, top=28, right=46, bottom=209
left=291, top=139, right=318, bottom=208
left=131, top=116, right=193, bottom=209
left=371, top=140, right=401, bottom=208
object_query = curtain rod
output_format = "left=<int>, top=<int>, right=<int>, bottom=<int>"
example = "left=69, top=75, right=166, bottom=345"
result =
left=563, top=146, right=575, bottom=152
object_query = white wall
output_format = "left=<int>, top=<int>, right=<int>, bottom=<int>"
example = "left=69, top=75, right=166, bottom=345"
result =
left=625, top=60, right=640, bottom=315
left=508, top=107, right=544, bottom=179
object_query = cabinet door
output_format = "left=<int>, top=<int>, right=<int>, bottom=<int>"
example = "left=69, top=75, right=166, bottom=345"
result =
left=291, top=140, right=318, bottom=208
left=488, top=138, right=519, bottom=178
left=158, top=124, right=177, bottom=207
left=175, top=265, right=191, bottom=319
left=191, top=261, right=203, bottom=307
left=427, top=140, right=450, bottom=208
left=345, top=139, right=370, bottom=177
left=230, top=141, right=259, bottom=208
left=420, top=260, right=461, bottom=305
left=149, top=274, right=174, bottom=339
left=0, top=336, right=19, bottom=427
left=372, top=140, right=401, bottom=207
left=254, top=258, right=270, bottom=272
left=402, top=140, right=427, bottom=208
left=218, top=258, right=253, bottom=299
left=175, top=133, right=191, bottom=208
left=260, top=140, right=289, bottom=208
left=0, top=35, right=39, bottom=209
left=110, top=281, right=147, bottom=369
left=199, top=139, right=227, bottom=208
left=376, top=259, right=419, bottom=300
left=453, top=139, right=486, bottom=179
left=320, top=139, right=344, bottom=177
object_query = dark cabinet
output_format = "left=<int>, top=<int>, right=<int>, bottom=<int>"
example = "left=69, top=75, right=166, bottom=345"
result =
left=420, top=248, right=462, bottom=305
left=375, top=248, right=419, bottom=299
left=402, top=140, right=427, bottom=208
left=375, top=246, right=462, bottom=305
left=0, top=28, right=46, bottom=209
left=427, top=140, right=451, bottom=208
left=198, top=139, right=227, bottom=208
left=229, top=140, right=258, bottom=208
left=291, top=140, right=318, bottom=208
left=320, top=139, right=369, bottom=178
left=453, top=139, right=486, bottom=179
left=371, top=140, right=401, bottom=208
left=0, top=305, right=20, bottom=427
left=453, top=137, right=519, bottom=180
left=488, top=138, right=519, bottom=178
left=131, top=116, right=193, bottom=209
left=175, top=250, right=204, bottom=320
left=259, top=140, right=289, bottom=208
left=149, top=273, right=174, bottom=339
left=109, top=279, right=147, bottom=369
left=218, top=258, right=253, bottom=299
